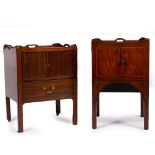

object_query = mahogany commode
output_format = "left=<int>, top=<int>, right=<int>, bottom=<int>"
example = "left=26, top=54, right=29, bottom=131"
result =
left=92, top=38, right=149, bottom=130
left=4, top=43, right=77, bottom=132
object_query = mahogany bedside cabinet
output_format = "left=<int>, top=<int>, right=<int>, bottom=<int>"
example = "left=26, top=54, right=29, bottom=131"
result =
left=4, top=43, right=77, bottom=132
left=92, top=38, right=149, bottom=130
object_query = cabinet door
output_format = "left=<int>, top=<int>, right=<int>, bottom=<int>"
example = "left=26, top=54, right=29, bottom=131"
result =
left=94, top=46, right=120, bottom=78
left=22, top=52, right=47, bottom=81
left=120, top=47, right=148, bottom=79
left=47, top=51, right=74, bottom=79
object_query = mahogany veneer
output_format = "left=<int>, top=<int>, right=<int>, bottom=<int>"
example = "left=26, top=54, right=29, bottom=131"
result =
left=4, top=43, right=77, bottom=132
left=92, top=38, right=149, bottom=130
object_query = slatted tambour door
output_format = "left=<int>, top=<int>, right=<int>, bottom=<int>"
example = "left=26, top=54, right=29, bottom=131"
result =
left=22, top=50, right=74, bottom=81
left=22, top=52, right=47, bottom=81
left=47, top=51, right=74, bottom=79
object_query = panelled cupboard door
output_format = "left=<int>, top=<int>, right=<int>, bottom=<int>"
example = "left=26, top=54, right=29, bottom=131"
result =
left=93, top=41, right=149, bottom=80
left=120, top=47, right=148, bottom=79
left=94, top=46, right=120, bottom=78
left=22, top=51, right=74, bottom=81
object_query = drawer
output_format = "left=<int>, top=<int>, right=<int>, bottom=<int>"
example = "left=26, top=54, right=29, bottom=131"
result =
left=23, top=79, right=74, bottom=102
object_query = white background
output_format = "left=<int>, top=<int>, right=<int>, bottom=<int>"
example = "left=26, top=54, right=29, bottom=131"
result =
left=0, top=0, right=155, bottom=155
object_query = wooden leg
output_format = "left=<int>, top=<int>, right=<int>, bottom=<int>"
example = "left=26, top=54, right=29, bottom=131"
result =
left=56, top=100, right=61, bottom=116
left=18, top=103, right=23, bottom=133
left=143, top=94, right=149, bottom=130
left=141, top=93, right=144, bottom=117
left=6, top=97, right=11, bottom=121
left=92, top=90, right=97, bottom=129
left=73, top=98, right=77, bottom=125
left=73, top=79, right=77, bottom=125
left=97, top=93, right=100, bottom=117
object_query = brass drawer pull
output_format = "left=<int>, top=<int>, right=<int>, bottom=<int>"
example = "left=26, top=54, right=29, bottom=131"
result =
left=43, top=86, right=56, bottom=94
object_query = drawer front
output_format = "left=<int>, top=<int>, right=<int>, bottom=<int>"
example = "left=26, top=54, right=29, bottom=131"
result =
left=23, top=79, right=74, bottom=102
left=94, top=46, right=120, bottom=78
left=22, top=51, right=74, bottom=81
left=120, top=47, right=148, bottom=79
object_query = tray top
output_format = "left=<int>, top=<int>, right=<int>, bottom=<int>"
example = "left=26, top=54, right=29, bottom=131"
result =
left=3, top=43, right=77, bottom=52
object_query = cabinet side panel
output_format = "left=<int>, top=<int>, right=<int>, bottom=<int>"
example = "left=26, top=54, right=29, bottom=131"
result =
left=4, top=48, right=18, bottom=102
left=73, top=46, right=77, bottom=78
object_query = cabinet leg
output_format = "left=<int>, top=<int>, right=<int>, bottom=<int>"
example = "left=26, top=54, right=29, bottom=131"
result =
left=56, top=100, right=61, bottom=116
left=97, top=93, right=100, bottom=117
left=6, top=97, right=11, bottom=122
left=92, top=93, right=97, bottom=129
left=73, top=97, right=77, bottom=125
left=73, top=79, right=77, bottom=125
left=143, top=95, right=149, bottom=130
left=18, top=103, right=23, bottom=133
left=141, top=93, right=144, bottom=117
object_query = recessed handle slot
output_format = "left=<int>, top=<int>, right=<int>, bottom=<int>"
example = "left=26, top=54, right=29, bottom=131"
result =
left=26, top=44, right=38, bottom=48
left=115, top=38, right=126, bottom=42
